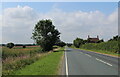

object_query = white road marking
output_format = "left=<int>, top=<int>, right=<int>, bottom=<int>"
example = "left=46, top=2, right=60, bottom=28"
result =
left=96, top=58, right=112, bottom=66
left=106, top=63, right=113, bottom=66
left=65, top=47, right=69, bottom=76
left=85, top=54, right=92, bottom=57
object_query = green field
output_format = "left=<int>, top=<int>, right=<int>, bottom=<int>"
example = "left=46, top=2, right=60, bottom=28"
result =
left=13, top=47, right=64, bottom=75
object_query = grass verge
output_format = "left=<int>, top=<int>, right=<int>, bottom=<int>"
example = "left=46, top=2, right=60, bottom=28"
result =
left=70, top=46, right=119, bottom=57
left=2, top=47, right=42, bottom=75
left=13, top=47, right=64, bottom=75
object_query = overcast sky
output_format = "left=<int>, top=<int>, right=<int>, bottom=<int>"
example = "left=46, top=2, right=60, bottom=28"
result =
left=0, top=2, right=118, bottom=44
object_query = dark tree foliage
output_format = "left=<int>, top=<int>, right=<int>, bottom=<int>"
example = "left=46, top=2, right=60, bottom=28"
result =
left=108, top=35, right=119, bottom=41
left=66, top=43, right=72, bottom=47
left=56, top=41, right=66, bottom=47
left=97, top=39, right=104, bottom=43
left=14, top=44, right=36, bottom=46
left=6, top=42, right=14, bottom=49
left=32, top=19, right=60, bottom=51
left=83, top=40, right=87, bottom=44
left=23, top=45, right=26, bottom=48
left=73, top=38, right=84, bottom=48
left=0, top=44, right=6, bottom=46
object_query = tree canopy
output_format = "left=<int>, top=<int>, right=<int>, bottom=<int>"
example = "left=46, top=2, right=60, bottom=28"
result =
left=32, top=19, right=60, bottom=51
left=73, top=38, right=84, bottom=48
left=7, top=42, right=14, bottom=49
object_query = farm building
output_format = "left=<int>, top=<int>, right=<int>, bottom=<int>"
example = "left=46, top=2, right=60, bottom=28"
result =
left=87, top=35, right=100, bottom=43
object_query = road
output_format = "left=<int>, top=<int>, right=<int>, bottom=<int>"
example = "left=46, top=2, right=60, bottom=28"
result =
left=63, top=47, right=119, bottom=76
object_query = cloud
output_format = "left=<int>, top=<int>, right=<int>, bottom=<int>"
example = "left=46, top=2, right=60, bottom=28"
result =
left=1, top=5, right=118, bottom=43
left=2, top=5, right=39, bottom=44
left=3, top=5, right=38, bottom=27
left=38, top=9, right=118, bottom=42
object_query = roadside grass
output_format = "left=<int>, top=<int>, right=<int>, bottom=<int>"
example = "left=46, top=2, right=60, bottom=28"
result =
left=80, top=48, right=119, bottom=57
left=70, top=46, right=119, bottom=57
left=2, top=46, right=42, bottom=75
left=13, top=47, right=64, bottom=75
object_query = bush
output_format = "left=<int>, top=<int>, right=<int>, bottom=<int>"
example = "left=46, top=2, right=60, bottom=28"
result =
left=6, top=42, right=14, bottom=49
left=66, top=43, right=72, bottom=47
left=23, top=45, right=26, bottom=48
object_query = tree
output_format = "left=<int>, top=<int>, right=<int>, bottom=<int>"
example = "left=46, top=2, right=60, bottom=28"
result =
left=83, top=40, right=88, bottom=44
left=56, top=41, right=66, bottom=47
left=73, top=38, right=84, bottom=48
left=108, top=35, right=119, bottom=41
left=97, top=39, right=104, bottom=43
left=7, top=42, right=14, bottom=49
left=66, top=43, right=72, bottom=47
left=32, top=19, right=60, bottom=51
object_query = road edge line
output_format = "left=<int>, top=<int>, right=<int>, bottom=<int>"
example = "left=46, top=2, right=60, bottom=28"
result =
left=65, top=47, right=69, bottom=76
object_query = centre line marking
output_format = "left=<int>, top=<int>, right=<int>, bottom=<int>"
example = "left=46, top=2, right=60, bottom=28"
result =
left=85, top=54, right=92, bottom=57
left=95, top=58, right=112, bottom=66
left=106, top=63, right=113, bottom=66
left=65, top=47, right=69, bottom=76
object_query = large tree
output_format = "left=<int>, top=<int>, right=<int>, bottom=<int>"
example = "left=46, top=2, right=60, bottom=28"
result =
left=32, top=19, right=60, bottom=51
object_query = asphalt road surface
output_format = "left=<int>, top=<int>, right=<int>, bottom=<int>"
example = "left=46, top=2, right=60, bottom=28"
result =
left=63, top=47, right=119, bottom=76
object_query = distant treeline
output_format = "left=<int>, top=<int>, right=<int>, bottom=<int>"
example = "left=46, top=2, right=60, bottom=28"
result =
left=0, top=44, right=36, bottom=46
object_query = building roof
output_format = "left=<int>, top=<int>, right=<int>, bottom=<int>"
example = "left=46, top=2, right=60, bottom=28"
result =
left=89, top=38, right=99, bottom=42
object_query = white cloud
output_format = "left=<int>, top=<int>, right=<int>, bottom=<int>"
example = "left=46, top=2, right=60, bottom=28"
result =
left=1, top=5, right=118, bottom=43
left=3, top=5, right=38, bottom=27
left=38, top=9, right=118, bottom=42
left=2, top=5, right=39, bottom=44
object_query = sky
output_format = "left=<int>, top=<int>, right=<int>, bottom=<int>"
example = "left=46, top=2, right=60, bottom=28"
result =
left=0, top=2, right=118, bottom=44
left=1, top=0, right=120, bottom=2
